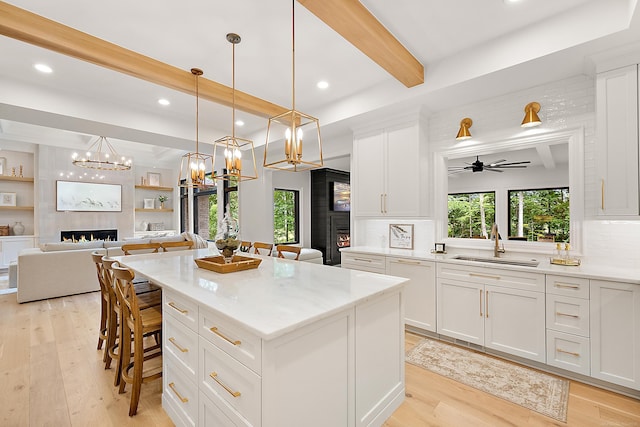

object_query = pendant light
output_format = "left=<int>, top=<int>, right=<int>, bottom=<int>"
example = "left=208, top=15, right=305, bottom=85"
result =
left=71, top=136, right=132, bottom=171
left=213, top=33, right=257, bottom=182
left=263, top=0, right=323, bottom=172
left=178, top=68, right=214, bottom=188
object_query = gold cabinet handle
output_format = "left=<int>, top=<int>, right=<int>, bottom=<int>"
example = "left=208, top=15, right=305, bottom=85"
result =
left=384, top=194, right=387, bottom=213
left=353, top=258, right=373, bottom=263
left=210, top=327, right=241, bottom=346
left=168, top=301, right=188, bottom=314
left=479, top=289, right=483, bottom=317
left=601, top=178, right=605, bottom=210
left=469, top=273, right=501, bottom=280
left=396, top=259, right=421, bottom=265
left=485, top=290, right=489, bottom=318
left=557, top=348, right=580, bottom=357
left=556, top=312, right=579, bottom=319
left=555, top=283, right=580, bottom=290
left=380, top=194, right=384, bottom=214
left=168, top=337, right=188, bottom=353
left=168, top=382, right=189, bottom=403
left=210, top=372, right=241, bottom=397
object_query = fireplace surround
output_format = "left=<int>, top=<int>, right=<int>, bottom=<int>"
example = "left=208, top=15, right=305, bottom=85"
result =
left=61, top=229, right=118, bottom=242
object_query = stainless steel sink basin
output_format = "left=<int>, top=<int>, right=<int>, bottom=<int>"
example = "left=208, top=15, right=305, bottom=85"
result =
left=452, top=255, right=540, bottom=267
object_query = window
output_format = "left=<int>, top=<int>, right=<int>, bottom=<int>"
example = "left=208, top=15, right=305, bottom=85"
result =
left=508, top=187, right=570, bottom=242
left=274, top=189, right=299, bottom=244
left=180, top=173, right=218, bottom=239
left=448, top=192, right=495, bottom=238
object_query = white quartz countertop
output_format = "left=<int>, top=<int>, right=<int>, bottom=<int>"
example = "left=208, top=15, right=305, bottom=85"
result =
left=115, top=248, right=407, bottom=340
left=342, top=246, right=640, bottom=284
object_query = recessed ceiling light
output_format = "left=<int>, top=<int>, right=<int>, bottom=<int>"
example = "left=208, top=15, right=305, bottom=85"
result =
left=235, top=120, right=244, bottom=127
left=34, top=63, right=53, bottom=73
left=158, top=98, right=170, bottom=106
left=317, top=81, right=329, bottom=89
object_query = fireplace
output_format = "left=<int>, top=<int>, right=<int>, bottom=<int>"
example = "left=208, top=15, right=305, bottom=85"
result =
left=61, top=229, right=118, bottom=242
left=336, top=229, right=351, bottom=249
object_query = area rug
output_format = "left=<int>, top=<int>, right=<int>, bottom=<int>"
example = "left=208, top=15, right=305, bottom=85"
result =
left=406, top=338, right=569, bottom=422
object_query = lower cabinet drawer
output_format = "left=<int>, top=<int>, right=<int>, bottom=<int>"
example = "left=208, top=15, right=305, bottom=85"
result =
left=165, top=314, right=199, bottom=381
left=340, top=252, right=386, bottom=274
left=546, top=294, right=589, bottom=337
left=199, top=390, right=246, bottom=427
left=546, top=330, right=590, bottom=376
left=164, top=363, right=198, bottom=427
left=200, top=337, right=261, bottom=427
left=164, top=290, right=199, bottom=331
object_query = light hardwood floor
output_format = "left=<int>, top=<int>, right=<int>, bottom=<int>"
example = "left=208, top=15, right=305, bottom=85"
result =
left=1, top=291, right=639, bottom=427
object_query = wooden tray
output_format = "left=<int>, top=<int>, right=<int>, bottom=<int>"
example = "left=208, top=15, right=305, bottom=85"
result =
left=194, top=255, right=262, bottom=273
left=549, top=257, right=581, bottom=266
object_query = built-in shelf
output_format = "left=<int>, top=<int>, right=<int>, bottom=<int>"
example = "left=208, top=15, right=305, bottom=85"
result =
left=135, top=185, right=173, bottom=192
left=0, top=206, right=34, bottom=211
left=134, top=208, right=174, bottom=212
left=0, top=176, right=34, bottom=183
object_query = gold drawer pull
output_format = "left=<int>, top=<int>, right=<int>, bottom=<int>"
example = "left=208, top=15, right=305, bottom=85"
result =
left=479, top=289, right=483, bottom=317
left=168, top=337, right=188, bottom=353
left=555, top=283, right=580, bottom=290
left=397, top=259, right=421, bottom=265
left=168, top=301, right=188, bottom=314
left=556, top=312, right=579, bottom=319
left=354, top=258, right=373, bottom=263
left=210, top=327, right=241, bottom=346
left=557, top=348, right=580, bottom=357
left=168, top=382, right=189, bottom=403
left=469, top=273, right=501, bottom=280
left=210, top=372, right=241, bottom=397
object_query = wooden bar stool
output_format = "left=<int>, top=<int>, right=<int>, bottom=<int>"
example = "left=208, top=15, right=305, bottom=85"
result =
left=159, top=240, right=194, bottom=252
left=253, top=242, right=273, bottom=256
left=121, top=242, right=162, bottom=293
left=112, top=265, right=163, bottom=416
left=91, top=251, right=109, bottom=355
left=276, top=245, right=302, bottom=260
left=239, top=241, right=252, bottom=252
left=102, top=257, right=162, bottom=387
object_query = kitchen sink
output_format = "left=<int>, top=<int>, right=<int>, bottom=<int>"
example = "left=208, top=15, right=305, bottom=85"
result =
left=452, top=255, right=540, bottom=267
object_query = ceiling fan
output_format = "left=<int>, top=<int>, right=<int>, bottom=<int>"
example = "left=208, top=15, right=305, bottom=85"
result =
left=449, top=156, right=531, bottom=174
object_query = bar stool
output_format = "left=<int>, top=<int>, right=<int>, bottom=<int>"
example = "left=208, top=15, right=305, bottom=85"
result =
left=102, top=257, right=162, bottom=386
left=91, top=251, right=109, bottom=355
left=253, top=242, right=273, bottom=256
left=121, top=242, right=162, bottom=293
left=160, top=240, right=194, bottom=252
left=276, top=244, right=302, bottom=260
left=239, top=241, right=252, bottom=252
left=112, top=265, right=163, bottom=416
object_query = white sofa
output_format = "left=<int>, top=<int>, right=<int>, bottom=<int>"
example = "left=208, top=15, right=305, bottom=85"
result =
left=16, top=237, right=324, bottom=303
left=16, top=235, right=190, bottom=303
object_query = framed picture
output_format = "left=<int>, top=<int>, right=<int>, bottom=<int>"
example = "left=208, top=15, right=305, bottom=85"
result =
left=389, top=224, right=414, bottom=249
left=0, top=157, right=5, bottom=176
left=147, top=172, right=161, bottom=187
left=143, top=198, right=155, bottom=209
left=56, top=181, right=122, bottom=212
left=0, top=192, right=16, bottom=206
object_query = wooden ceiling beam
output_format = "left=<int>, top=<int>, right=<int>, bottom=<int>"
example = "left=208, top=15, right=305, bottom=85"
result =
left=0, top=1, right=288, bottom=118
left=298, top=0, right=424, bottom=88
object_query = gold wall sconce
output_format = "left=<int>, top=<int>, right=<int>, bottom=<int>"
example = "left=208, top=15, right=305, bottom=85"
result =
left=456, top=118, right=472, bottom=140
left=521, top=102, right=542, bottom=127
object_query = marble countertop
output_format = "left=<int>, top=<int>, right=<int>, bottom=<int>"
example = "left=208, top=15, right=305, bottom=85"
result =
left=342, top=246, right=640, bottom=284
left=115, top=248, right=407, bottom=340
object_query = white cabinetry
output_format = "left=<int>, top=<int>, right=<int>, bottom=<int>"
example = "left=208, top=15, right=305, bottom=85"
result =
left=353, top=122, right=427, bottom=217
left=595, top=64, right=639, bottom=216
left=590, top=279, right=640, bottom=391
left=436, top=263, right=546, bottom=363
left=341, top=251, right=386, bottom=274
left=0, top=236, right=34, bottom=268
left=545, top=275, right=590, bottom=375
left=386, top=257, right=436, bottom=332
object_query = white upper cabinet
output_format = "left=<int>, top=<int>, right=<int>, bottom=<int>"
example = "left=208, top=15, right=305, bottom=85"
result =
left=595, top=64, right=639, bottom=216
left=353, top=121, right=428, bottom=217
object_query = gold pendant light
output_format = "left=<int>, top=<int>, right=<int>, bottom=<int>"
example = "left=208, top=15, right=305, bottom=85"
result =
left=178, top=68, right=214, bottom=188
left=263, top=0, right=323, bottom=172
left=71, top=136, right=132, bottom=171
left=213, top=33, right=257, bottom=182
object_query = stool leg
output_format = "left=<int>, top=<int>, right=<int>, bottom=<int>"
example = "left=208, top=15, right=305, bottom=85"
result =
left=97, top=295, right=107, bottom=350
left=117, top=320, right=130, bottom=392
left=128, top=331, right=145, bottom=416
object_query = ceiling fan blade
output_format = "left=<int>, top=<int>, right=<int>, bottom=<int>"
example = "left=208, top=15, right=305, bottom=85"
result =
left=488, top=159, right=507, bottom=166
left=497, top=160, right=531, bottom=166
left=493, top=165, right=528, bottom=169
left=485, top=168, right=503, bottom=172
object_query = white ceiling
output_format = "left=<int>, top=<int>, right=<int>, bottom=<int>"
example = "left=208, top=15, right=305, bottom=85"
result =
left=1, top=0, right=639, bottom=167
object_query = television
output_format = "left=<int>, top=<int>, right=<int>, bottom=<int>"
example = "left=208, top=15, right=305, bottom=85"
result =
left=332, top=182, right=351, bottom=212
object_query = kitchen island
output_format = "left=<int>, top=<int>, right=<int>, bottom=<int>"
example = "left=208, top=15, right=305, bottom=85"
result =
left=115, top=248, right=407, bottom=427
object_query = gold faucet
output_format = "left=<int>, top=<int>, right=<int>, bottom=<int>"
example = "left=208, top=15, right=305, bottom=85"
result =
left=490, top=223, right=505, bottom=257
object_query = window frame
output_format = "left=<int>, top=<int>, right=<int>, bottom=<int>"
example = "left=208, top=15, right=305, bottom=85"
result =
left=273, top=188, right=300, bottom=245
left=447, top=190, right=496, bottom=239
left=507, top=186, right=570, bottom=243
